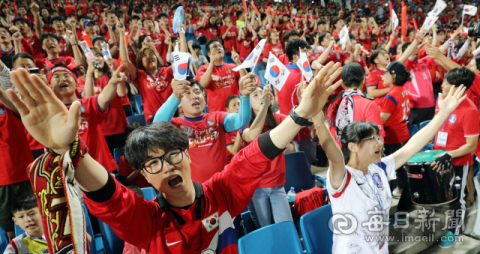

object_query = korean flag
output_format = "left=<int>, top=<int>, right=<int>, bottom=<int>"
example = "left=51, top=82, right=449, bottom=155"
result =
left=233, top=39, right=267, bottom=71
left=296, top=52, right=313, bottom=82
left=265, top=52, right=290, bottom=91
left=427, top=0, right=447, bottom=17
left=172, top=51, right=190, bottom=81
left=463, top=5, right=478, bottom=16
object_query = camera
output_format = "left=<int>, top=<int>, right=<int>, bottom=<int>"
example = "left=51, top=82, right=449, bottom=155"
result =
left=467, top=22, right=480, bottom=37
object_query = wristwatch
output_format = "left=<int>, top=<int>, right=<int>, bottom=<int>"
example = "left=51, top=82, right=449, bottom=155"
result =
left=289, top=106, right=313, bottom=127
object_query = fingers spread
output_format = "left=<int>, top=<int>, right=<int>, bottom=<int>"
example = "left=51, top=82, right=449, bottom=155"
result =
left=6, top=89, right=30, bottom=116
left=67, top=101, right=82, bottom=131
left=10, top=69, right=38, bottom=108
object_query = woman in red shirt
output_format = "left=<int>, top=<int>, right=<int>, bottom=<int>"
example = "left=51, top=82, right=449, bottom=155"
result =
left=241, top=85, right=294, bottom=228
left=205, top=16, right=220, bottom=40
left=262, top=28, right=284, bottom=63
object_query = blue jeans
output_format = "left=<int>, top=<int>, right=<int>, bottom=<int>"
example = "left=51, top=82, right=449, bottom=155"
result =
left=247, top=186, right=293, bottom=228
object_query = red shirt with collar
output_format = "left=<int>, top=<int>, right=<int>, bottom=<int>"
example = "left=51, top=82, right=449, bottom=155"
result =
left=219, top=26, right=238, bottom=54
left=118, top=155, right=152, bottom=188
left=381, top=86, right=410, bottom=144
left=263, top=43, right=284, bottom=59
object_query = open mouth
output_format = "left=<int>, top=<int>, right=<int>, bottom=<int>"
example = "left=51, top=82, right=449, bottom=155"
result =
left=26, top=224, right=37, bottom=229
left=168, top=175, right=183, bottom=188
left=192, top=101, right=200, bottom=107
left=375, top=149, right=381, bottom=155
left=59, top=83, right=69, bottom=89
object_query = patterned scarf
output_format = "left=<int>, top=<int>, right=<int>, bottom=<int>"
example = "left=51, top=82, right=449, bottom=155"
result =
left=28, top=136, right=89, bottom=254
left=326, top=89, right=364, bottom=142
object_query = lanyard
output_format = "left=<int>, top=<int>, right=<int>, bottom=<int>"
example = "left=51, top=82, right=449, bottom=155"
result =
left=364, top=171, right=384, bottom=217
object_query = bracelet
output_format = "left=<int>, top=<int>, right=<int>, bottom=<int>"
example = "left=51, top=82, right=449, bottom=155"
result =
left=71, top=43, right=78, bottom=46
left=69, top=135, right=89, bottom=169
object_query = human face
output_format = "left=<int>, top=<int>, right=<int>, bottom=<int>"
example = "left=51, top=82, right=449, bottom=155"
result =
left=437, top=31, right=446, bottom=43
left=467, top=58, right=480, bottom=74
left=141, top=148, right=194, bottom=200
left=269, top=29, right=280, bottom=41
left=13, top=58, right=35, bottom=70
left=18, top=7, right=27, bottom=16
left=226, top=97, right=240, bottom=113
left=13, top=208, right=43, bottom=237
left=335, top=19, right=345, bottom=30
left=142, top=36, right=154, bottom=48
left=180, top=85, right=206, bottom=117
left=0, top=28, right=11, bottom=44
left=375, top=50, right=390, bottom=66
left=382, top=71, right=394, bottom=86
left=42, top=36, right=59, bottom=54
left=93, top=25, right=100, bottom=34
left=141, top=48, right=158, bottom=71
left=209, top=16, right=216, bottom=25
left=321, top=33, right=332, bottom=47
left=354, top=133, right=384, bottom=164
left=85, top=23, right=95, bottom=33
left=94, top=52, right=105, bottom=68
left=258, top=27, right=267, bottom=37
left=53, top=20, right=65, bottom=31
left=41, top=9, right=50, bottom=18
left=160, top=16, right=168, bottom=26
left=318, top=23, right=326, bottom=32
left=93, top=40, right=104, bottom=51
left=49, top=71, right=78, bottom=98
left=224, top=17, right=232, bottom=25
left=207, top=41, right=224, bottom=59
left=441, top=79, right=454, bottom=96
left=143, top=20, right=155, bottom=32
left=250, top=87, right=264, bottom=113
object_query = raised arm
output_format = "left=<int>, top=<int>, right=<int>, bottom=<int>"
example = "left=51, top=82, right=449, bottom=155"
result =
left=242, top=85, right=273, bottom=142
left=397, top=29, right=425, bottom=63
left=153, top=79, right=191, bottom=122
left=31, top=3, right=43, bottom=39
left=393, top=85, right=467, bottom=169
left=83, top=62, right=95, bottom=98
left=97, top=65, right=127, bottom=112
left=426, top=44, right=461, bottom=72
left=118, top=26, right=138, bottom=80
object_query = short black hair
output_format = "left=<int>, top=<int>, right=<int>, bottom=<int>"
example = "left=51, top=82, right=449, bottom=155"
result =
left=13, top=52, right=35, bottom=66
left=142, top=17, right=154, bottom=24
left=317, top=19, right=327, bottom=25
left=392, top=72, right=411, bottom=86
left=11, top=194, right=37, bottom=214
left=12, top=17, right=31, bottom=27
left=368, top=48, right=387, bottom=64
left=50, top=15, right=65, bottom=24
left=205, top=38, right=223, bottom=53
left=138, top=35, right=149, bottom=48
left=132, top=8, right=142, bottom=14
left=157, top=12, right=168, bottom=20
left=331, top=17, right=342, bottom=26
left=341, top=121, right=379, bottom=163
left=286, top=39, right=309, bottom=62
left=127, top=185, right=144, bottom=198
left=128, top=15, right=141, bottom=23
left=401, top=42, right=412, bottom=53
left=318, top=31, right=332, bottom=43
left=283, top=29, right=300, bottom=43
left=236, top=10, right=244, bottom=18
left=92, top=36, right=107, bottom=46
left=125, top=122, right=142, bottom=138
left=40, top=33, right=60, bottom=45
left=226, top=94, right=240, bottom=109
left=78, top=15, right=89, bottom=21
left=342, top=63, right=365, bottom=88
left=445, top=67, right=476, bottom=89
left=0, top=26, right=12, bottom=36
left=124, top=122, right=189, bottom=171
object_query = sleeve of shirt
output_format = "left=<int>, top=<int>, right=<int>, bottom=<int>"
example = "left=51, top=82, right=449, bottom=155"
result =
left=0, top=64, right=13, bottom=91
left=92, top=95, right=110, bottom=116
left=223, top=96, right=252, bottom=133
left=204, top=133, right=284, bottom=217
left=263, top=44, right=271, bottom=59
left=462, top=108, right=480, bottom=137
left=367, top=102, right=385, bottom=137
left=381, top=94, right=397, bottom=114
left=195, top=64, right=208, bottom=82
left=3, top=242, right=16, bottom=254
left=404, top=58, right=413, bottom=71
left=225, top=133, right=233, bottom=146
left=326, top=168, right=350, bottom=199
left=118, top=155, right=135, bottom=177
left=380, top=154, right=396, bottom=180
left=366, top=72, right=378, bottom=88
left=83, top=175, right=158, bottom=251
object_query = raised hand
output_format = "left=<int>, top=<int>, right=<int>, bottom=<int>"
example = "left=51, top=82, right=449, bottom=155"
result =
left=12, top=31, right=23, bottom=43
left=171, top=79, right=190, bottom=100
left=7, top=69, right=81, bottom=154
left=262, top=84, right=273, bottom=106
left=231, top=47, right=240, bottom=64
left=30, top=2, right=39, bottom=13
left=438, top=85, right=467, bottom=115
left=239, top=73, right=257, bottom=97
left=108, top=65, right=127, bottom=86
left=295, top=62, right=343, bottom=119
left=425, top=44, right=442, bottom=59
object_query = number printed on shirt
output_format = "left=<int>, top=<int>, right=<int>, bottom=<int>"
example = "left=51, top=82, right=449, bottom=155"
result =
left=402, top=99, right=410, bottom=121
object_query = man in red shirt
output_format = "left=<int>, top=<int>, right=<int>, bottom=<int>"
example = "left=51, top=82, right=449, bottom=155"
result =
left=36, top=33, right=82, bottom=72
left=432, top=68, right=479, bottom=235
left=7, top=60, right=342, bottom=254
left=12, top=17, right=43, bottom=60
left=197, top=38, right=246, bottom=112
left=331, top=17, right=344, bottom=38
left=142, top=18, right=169, bottom=65
left=48, top=16, right=74, bottom=58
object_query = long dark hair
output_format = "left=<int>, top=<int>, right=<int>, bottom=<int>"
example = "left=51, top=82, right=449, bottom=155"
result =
left=91, top=47, right=112, bottom=79
left=250, top=86, right=278, bottom=131
left=340, top=121, right=379, bottom=164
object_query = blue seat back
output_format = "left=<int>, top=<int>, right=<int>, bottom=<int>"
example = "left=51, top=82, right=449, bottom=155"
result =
left=419, top=120, right=431, bottom=130
left=127, top=115, right=146, bottom=126
left=82, top=204, right=98, bottom=254
left=240, top=211, right=257, bottom=234
left=113, top=147, right=124, bottom=169
left=238, top=221, right=303, bottom=254
left=14, top=223, right=24, bottom=236
left=200, top=45, right=207, bottom=57
left=0, top=224, right=8, bottom=254
left=408, top=124, right=419, bottom=139
left=284, top=152, right=315, bottom=193
left=98, top=219, right=124, bottom=254
left=300, top=204, right=333, bottom=254
left=133, top=95, right=143, bottom=115
left=141, top=187, right=157, bottom=201
left=419, top=120, right=434, bottom=151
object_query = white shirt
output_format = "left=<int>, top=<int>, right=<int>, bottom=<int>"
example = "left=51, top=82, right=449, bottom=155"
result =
left=327, top=155, right=396, bottom=254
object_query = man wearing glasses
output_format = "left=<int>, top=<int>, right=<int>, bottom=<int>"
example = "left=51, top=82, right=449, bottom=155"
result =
left=197, top=38, right=246, bottom=112
left=8, top=60, right=343, bottom=254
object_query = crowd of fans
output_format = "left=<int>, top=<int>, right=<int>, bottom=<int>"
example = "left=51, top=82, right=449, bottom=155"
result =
left=2, top=0, right=480, bottom=253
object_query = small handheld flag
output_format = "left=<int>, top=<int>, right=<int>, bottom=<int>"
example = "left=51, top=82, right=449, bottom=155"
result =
left=296, top=52, right=313, bottom=81
left=265, top=52, right=290, bottom=91
left=233, top=39, right=267, bottom=71
left=172, top=51, right=190, bottom=80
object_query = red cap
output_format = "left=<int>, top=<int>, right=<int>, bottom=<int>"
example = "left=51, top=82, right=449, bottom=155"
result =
left=47, top=66, right=77, bottom=84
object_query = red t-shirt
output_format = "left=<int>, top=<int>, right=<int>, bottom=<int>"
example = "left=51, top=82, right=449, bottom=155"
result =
left=225, top=130, right=246, bottom=164
left=25, top=130, right=43, bottom=151
left=35, top=56, right=75, bottom=72
left=403, top=57, right=435, bottom=109
left=366, top=68, right=389, bottom=106
left=434, top=98, right=480, bottom=166
left=77, top=0, right=89, bottom=14
left=278, top=53, right=290, bottom=66
left=381, top=86, right=410, bottom=144
left=219, top=26, right=238, bottom=54
left=118, top=155, right=152, bottom=188
left=58, top=36, right=74, bottom=58
left=25, top=33, right=43, bottom=60
left=466, top=74, right=480, bottom=110
left=332, top=30, right=339, bottom=38
left=171, top=112, right=229, bottom=183
left=359, top=29, right=373, bottom=51
left=241, top=113, right=287, bottom=188
left=67, top=96, right=117, bottom=172
left=196, top=63, right=240, bottom=112
left=192, top=18, right=206, bottom=37
left=237, top=39, right=254, bottom=62
left=150, top=33, right=168, bottom=65
left=133, top=67, right=174, bottom=122
left=205, top=24, right=219, bottom=40
left=262, top=43, right=284, bottom=59
left=0, top=104, right=32, bottom=186
left=277, top=65, right=303, bottom=115
left=94, top=75, right=128, bottom=136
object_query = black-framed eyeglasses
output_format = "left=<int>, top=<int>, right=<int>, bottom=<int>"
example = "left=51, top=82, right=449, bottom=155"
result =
left=141, top=148, right=184, bottom=174
left=362, top=135, right=384, bottom=145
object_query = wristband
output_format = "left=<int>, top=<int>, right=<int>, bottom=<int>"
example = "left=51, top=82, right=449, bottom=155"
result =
left=71, top=43, right=78, bottom=46
left=69, top=135, right=89, bottom=169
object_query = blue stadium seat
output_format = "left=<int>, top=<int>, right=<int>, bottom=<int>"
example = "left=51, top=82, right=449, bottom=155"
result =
left=113, top=147, right=124, bottom=169
left=300, top=204, right=333, bottom=254
left=83, top=204, right=104, bottom=254
left=133, top=95, right=143, bottom=115
left=407, top=124, right=419, bottom=139
left=241, top=211, right=257, bottom=234
left=419, top=120, right=431, bottom=130
left=14, top=223, right=24, bottom=236
left=0, top=224, right=8, bottom=253
left=200, top=44, right=207, bottom=57
left=127, top=115, right=146, bottom=126
left=284, top=152, right=315, bottom=193
left=97, top=219, right=124, bottom=254
left=141, top=187, right=157, bottom=201
left=237, top=221, right=303, bottom=254
left=419, top=120, right=434, bottom=151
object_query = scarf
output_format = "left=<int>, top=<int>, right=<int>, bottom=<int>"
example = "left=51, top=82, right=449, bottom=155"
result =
left=28, top=136, right=89, bottom=254
left=326, top=89, right=363, bottom=142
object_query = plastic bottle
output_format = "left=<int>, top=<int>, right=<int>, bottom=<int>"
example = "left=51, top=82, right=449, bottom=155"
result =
left=287, top=187, right=296, bottom=202
left=79, top=41, right=95, bottom=62
left=102, top=42, right=112, bottom=61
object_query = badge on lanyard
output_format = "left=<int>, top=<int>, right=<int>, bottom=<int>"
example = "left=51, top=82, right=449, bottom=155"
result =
left=437, top=132, right=448, bottom=147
